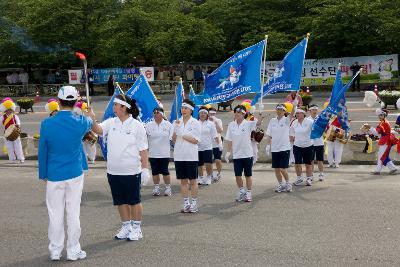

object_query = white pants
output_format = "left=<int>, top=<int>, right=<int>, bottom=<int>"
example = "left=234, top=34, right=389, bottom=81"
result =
left=5, top=138, right=24, bottom=161
left=376, top=144, right=396, bottom=172
left=327, top=140, right=343, bottom=166
left=46, top=175, right=84, bottom=256
left=83, top=142, right=96, bottom=161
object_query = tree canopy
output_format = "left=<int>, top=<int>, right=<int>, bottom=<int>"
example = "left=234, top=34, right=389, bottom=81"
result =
left=0, top=0, right=399, bottom=68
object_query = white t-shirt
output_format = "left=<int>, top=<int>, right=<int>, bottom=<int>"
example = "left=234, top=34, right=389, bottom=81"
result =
left=225, top=119, right=256, bottom=159
left=210, top=116, right=223, bottom=148
left=266, top=116, right=291, bottom=152
left=145, top=119, right=172, bottom=158
left=308, top=116, right=324, bottom=146
left=290, top=118, right=313, bottom=148
left=99, top=116, right=148, bottom=175
left=172, top=117, right=201, bottom=161
left=198, top=120, right=218, bottom=151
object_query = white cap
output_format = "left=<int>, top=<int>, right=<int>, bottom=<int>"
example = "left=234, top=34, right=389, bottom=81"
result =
left=58, top=86, right=79, bottom=100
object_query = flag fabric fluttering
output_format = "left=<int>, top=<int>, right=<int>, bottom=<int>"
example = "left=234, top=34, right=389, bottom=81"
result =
left=125, top=73, right=159, bottom=124
left=251, top=37, right=308, bottom=106
left=98, top=86, right=124, bottom=160
left=189, top=87, right=202, bottom=119
left=169, top=80, right=185, bottom=122
left=310, top=69, right=360, bottom=139
left=201, top=40, right=265, bottom=104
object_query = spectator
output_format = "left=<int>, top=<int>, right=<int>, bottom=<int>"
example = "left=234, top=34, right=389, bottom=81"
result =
left=10, top=72, right=19, bottom=84
left=157, top=67, right=165, bottom=80
left=350, top=62, right=361, bottom=91
left=47, top=70, right=56, bottom=84
left=107, top=75, right=114, bottom=96
left=194, top=66, right=203, bottom=81
left=6, top=73, right=12, bottom=84
left=186, top=66, right=194, bottom=81
left=286, top=91, right=303, bottom=107
left=19, top=70, right=29, bottom=95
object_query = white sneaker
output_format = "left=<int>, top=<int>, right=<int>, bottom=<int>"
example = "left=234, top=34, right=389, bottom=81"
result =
left=114, top=225, right=130, bottom=240
left=50, top=253, right=61, bottom=261
left=189, top=201, right=199, bottom=213
left=235, top=191, right=246, bottom=202
left=181, top=204, right=191, bottom=213
left=152, top=187, right=161, bottom=196
left=275, top=183, right=285, bottom=193
left=306, top=178, right=312, bottom=186
left=197, top=176, right=204, bottom=185
left=286, top=182, right=293, bottom=192
left=127, top=228, right=141, bottom=241
left=212, top=173, right=221, bottom=183
left=293, top=177, right=304, bottom=186
left=203, top=176, right=212, bottom=185
left=335, top=164, right=340, bottom=168
left=319, top=173, right=324, bottom=181
left=244, top=191, right=252, bottom=202
left=164, top=187, right=172, bottom=196
left=67, top=250, right=86, bottom=261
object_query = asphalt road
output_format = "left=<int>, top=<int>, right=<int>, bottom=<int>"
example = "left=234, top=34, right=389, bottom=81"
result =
left=1, top=161, right=400, bottom=266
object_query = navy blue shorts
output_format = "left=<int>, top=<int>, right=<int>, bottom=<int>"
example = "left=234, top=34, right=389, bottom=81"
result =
left=174, top=161, right=198, bottom=180
left=198, top=150, right=213, bottom=166
left=212, top=147, right=222, bottom=160
left=293, top=145, right=313, bottom=165
left=149, top=158, right=170, bottom=176
left=107, top=173, right=141, bottom=206
left=271, top=150, right=290, bottom=169
left=233, top=157, right=253, bottom=177
left=313, top=145, right=324, bottom=161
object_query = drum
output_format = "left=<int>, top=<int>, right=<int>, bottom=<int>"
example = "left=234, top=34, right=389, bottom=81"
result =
left=251, top=128, right=264, bottom=143
left=4, top=125, right=20, bottom=141
left=83, top=130, right=98, bottom=146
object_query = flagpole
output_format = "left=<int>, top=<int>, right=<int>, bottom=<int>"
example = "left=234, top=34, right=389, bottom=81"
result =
left=176, top=77, right=182, bottom=120
left=260, top=35, right=268, bottom=113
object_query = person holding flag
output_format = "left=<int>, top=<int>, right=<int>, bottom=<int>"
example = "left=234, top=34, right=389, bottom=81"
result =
left=362, top=108, right=398, bottom=175
left=265, top=102, right=296, bottom=193
left=171, top=99, right=201, bottom=213
left=224, top=105, right=262, bottom=202
left=290, top=107, right=314, bottom=186
left=197, top=106, right=219, bottom=186
left=308, top=104, right=325, bottom=181
left=88, top=94, right=150, bottom=242
left=145, top=107, right=173, bottom=197
left=208, top=107, right=224, bottom=182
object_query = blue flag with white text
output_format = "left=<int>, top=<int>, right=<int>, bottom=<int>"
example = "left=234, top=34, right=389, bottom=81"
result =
left=310, top=70, right=359, bottom=139
left=169, top=81, right=185, bottom=122
left=125, top=74, right=159, bottom=124
left=189, top=87, right=204, bottom=119
left=202, top=40, right=265, bottom=104
left=251, top=38, right=308, bottom=105
left=98, top=86, right=124, bottom=160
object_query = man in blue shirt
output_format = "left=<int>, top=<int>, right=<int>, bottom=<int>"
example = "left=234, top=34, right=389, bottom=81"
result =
left=39, top=86, right=93, bottom=261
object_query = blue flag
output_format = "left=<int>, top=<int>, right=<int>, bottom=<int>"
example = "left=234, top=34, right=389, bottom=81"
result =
left=125, top=73, right=159, bottom=123
left=310, top=70, right=360, bottom=139
left=169, top=81, right=185, bottom=122
left=202, top=40, right=265, bottom=104
left=189, top=87, right=203, bottom=119
left=98, top=86, right=124, bottom=159
left=251, top=38, right=308, bottom=106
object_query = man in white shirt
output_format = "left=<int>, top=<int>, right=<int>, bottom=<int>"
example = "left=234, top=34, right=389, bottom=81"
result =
left=290, top=108, right=314, bottom=186
left=265, top=103, right=295, bottom=193
left=309, top=104, right=325, bottom=181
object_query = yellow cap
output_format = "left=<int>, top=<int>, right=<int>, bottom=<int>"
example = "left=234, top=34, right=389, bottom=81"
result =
left=3, top=100, right=13, bottom=110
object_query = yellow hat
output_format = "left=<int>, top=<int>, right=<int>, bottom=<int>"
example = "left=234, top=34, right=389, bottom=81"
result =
left=241, top=102, right=251, bottom=113
left=204, top=104, right=212, bottom=110
left=3, top=100, right=13, bottom=110
left=48, top=101, right=59, bottom=112
left=283, top=102, right=293, bottom=113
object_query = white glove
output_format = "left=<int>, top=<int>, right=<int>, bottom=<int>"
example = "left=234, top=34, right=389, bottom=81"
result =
left=141, top=168, right=150, bottom=186
left=252, top=156, right=257, bottom=165
left=224, top=152, right=231, bottom=163
left=174, top=123, right=183, bottom=137
left=265, top=145, right=271, bottom=156
left=293, top=97, right=299, bottom=107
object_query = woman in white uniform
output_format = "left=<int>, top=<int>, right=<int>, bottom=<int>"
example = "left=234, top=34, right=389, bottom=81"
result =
left=145, top=107, right=173, bottom=196
left=225, top=105, right=261, bottom=202
left=197, top=106, right=218, bottom=186
left=265, top=103, right=295, bottom=193
left=308, top=104, right=325, bottom=181
left=89, top=94, right=150, bottom=242
left=209, top=107, right=223, bottom=182
left=171, top=99, right=201, bottom=213
left=290, top=108, right=314, bottom=186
